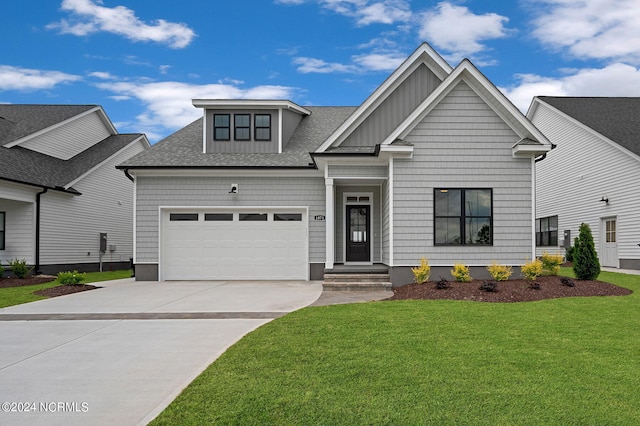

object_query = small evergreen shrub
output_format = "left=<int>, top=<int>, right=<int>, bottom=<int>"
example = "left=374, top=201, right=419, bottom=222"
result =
left=521, top=259, right=543, bottom=281
left=486, top=261, right=512, bottom=281
left=411, top=257, right=431, bottom=284
left=478, top=281, right=498, bottom=292
left=435, top=277, right=449, bottom=289
left=9, top=258, right=31, bottom=279
left=573, top=223, right=601, bottom=280
left=451, top=263, right=472, bottom=282
left=565, top=245, right=575, bottom=263
left=529, top=282, right=541, bottom=290
left=0, top=263, right=4, bottom=277
left=561, top=277, right=576, bottom=287
left=541, top=252, right=563, bottom=275
left=57, top=270, right=86, bottom=285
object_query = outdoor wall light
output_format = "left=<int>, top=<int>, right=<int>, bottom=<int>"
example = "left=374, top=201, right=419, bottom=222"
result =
left=600, top=196, right=609, bottom=204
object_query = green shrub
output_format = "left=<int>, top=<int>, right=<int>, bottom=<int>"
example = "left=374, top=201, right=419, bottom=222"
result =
left=565, top=245, right=575, bottom=263
left=521, top=259, right=543, bottom=281
left=541, top=252, right=563, bottom=275
left=9, top=258, right=31, bottom=279
left=411, top=257, right=431, bottom=284
left=486, top=261, right=512, bottom=281
left=573, top=223, right=600, bottom=280
left=0, top=263, right=4, bottom=277
left=57, top=270, right=86, bottom=285
left=451, top=263, right=472, bottom=282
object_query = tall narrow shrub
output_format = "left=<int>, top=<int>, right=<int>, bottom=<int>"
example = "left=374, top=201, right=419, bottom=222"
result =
left=573, top=223, right=600, bottom=280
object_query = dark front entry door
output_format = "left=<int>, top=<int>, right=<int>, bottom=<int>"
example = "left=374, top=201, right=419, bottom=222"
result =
left=346, top=205, right=370, bottom=262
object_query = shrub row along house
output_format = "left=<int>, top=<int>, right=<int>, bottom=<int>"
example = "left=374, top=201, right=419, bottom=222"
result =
left=0, top=105, right=149, bottom=274
left=118, top=43, right=554, bottom=285
left=529, top=97, right=640, bottom=270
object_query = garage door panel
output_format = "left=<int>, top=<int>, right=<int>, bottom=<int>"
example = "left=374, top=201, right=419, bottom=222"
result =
left=162, top=209, right=308, bottom=280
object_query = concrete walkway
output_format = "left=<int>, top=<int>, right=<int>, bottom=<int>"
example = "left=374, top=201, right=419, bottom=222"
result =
left=0, top=279, right=323, bottom=426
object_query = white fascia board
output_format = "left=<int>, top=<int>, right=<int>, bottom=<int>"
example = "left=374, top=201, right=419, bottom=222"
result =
left=381, top=60, right=553, bottom=148
left=512, top=144, right=551, bottom=157
left=378, top=144, right=413, bottom=158
left=127, top=168, right=323, bottom=178
left=316, top=43, right=453, bottom=153
left=63, top=135, right=150, bottom=189
left=532, top=98, right=640, bottom=164
left=4, top=106, right=114, bottom=148
left=192, top=99, right=311, bottom=116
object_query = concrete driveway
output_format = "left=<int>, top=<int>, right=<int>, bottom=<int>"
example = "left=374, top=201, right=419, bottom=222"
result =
left=0, top=279, right=322, bottom=426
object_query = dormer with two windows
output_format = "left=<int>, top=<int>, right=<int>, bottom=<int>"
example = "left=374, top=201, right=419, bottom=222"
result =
left=192, top=100, right=311, bottom=154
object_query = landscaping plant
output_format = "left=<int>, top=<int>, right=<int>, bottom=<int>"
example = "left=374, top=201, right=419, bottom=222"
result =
left=478, top=281, right=498, bottom=292
left=541, top=252, right=563, bottom=275
left=521, top=258, right=543, bottom=281
left=435, top=277, right=450, bottom=289
left=57, top=270, right=87, bottom=285
left=573, top=223, right=601, bottom=280
left=8, top=258, right=30, bottom=279
left=451, top=263, right=472, bottom=282
left=486, top=261, right=512, bottom=281
left=0, top=263, right=4, bottom=277
left=411, top=257, right=431, bottom=284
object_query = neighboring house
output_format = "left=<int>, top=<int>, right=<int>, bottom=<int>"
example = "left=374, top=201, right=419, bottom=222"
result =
left=528, top=96, right=640, bottom=270
left=0, top=105, right=150, bottom=274
left=119, top=43, right=552, bottom=285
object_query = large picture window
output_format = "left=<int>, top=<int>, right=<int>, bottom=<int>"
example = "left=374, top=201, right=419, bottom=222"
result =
left=254, top=114, right=271, bottom=141
left=213, top=114, right=230, bottom=141
left=536, top=215, right=558, bottom=246
left=0, top=212, right=5, bottom=250
left=434, top=189, right=492, bottom=245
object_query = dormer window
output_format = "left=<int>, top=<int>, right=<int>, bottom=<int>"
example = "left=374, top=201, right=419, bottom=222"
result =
left=234, top=114, right=251, bottom=141
left=255, top=114, right=271, bottom=141
left=213, top=114, right=230, bottom=141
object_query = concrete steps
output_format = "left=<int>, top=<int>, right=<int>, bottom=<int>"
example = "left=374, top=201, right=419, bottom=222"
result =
left=322, top=273, right=392, bottom=291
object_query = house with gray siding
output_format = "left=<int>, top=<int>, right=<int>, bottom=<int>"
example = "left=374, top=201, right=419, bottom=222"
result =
left=0, top=105, right=150, bottom=274
left=528, top=97, right=640, bottom=271
left=119, top=43, right=552, bottom=285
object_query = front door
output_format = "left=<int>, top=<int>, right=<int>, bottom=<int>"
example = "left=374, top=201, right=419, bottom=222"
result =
left=601, top=217, right=618, bottom=267
left=346, top=205, right=370, bottom=262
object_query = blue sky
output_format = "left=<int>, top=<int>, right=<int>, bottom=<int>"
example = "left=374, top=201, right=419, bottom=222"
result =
left=2, top=0, right=640, bottom=142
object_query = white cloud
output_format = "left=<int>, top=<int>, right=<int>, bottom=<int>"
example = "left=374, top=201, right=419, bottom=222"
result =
left=529, top=0, right=640, bottom=64
left=293, top=57, right=358, bottom=73
left=282, top=0, right=411, bottom=25
left=502, top=63, right=640, bottom=112
left=88, top=71, right=115, bottom=79
left=95, top=80, right=297, bottom=141
left=419, top=2, right=510, bottom=62
left=293, top=49, right=407, bottom=74
left=0, top=65, right=81, bottom=91
left=353, top=52, right=406, bottom=71
left=47, top=0, right=196, bottom=49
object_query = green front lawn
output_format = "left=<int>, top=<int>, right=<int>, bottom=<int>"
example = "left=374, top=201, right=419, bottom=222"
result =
left=0, top=269, right=132, bottom=309
left=152, top=269, right=640, bottom=425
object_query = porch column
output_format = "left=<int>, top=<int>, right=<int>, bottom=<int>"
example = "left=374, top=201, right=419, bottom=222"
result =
left=325, top=178, right=334, bottom=269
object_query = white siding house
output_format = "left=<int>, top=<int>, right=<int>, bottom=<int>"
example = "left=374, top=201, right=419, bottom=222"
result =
left=528, top=97, right=640, bottom=270
left=0, top=105, right=149, bottom=274
left=120, top=43, right=552, bottom=285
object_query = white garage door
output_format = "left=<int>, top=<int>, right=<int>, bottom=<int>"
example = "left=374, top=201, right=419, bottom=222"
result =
left=161, top=209, right=308, bottom=280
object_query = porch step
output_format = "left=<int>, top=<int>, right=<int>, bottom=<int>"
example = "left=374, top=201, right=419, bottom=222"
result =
left=322, top=273, right=392, bottom=291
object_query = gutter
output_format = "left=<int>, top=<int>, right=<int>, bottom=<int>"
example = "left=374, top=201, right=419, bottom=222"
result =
left=35, top=188, right=48, bottom=274
left=534, top=143, right=557, bottom=163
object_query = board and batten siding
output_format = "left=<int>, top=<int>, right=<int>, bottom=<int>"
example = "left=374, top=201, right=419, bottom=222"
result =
left=393, top=81, right=534, bottom=266
left=282, top=108, right=303, bottom=149
left=533, top=102, right=640, bottom=263
left=205, top=109, right=280, bottom=153
left=18, top=111, right=112, bottom=160
left=0, top=199, right=34, bottom=264
left=342, top=64, right=442, bottom=147
left=38, top=141, right=145, bottom=265
left=135, top=176, right=326, bottom=264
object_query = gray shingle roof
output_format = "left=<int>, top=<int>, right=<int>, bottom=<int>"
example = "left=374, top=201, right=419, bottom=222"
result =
left=0, top=104, right=97, bottom=146
left=119, top=106, right=357, bottom=169
left=539, top=97, right=640, bottom=156
left=0, top=104, right=144, bottom=193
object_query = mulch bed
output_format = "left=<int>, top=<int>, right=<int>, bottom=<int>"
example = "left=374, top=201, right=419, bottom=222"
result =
left=0, top=276, right=100, bottom=298
left=389, top=275, right=632, bottom=303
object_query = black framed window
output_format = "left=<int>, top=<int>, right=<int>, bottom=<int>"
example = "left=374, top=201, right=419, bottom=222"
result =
left=205, top=213, right=233, bottom=221
left=536, top=215, right=558, bottom=246
left=255, top=114, right=271, bottom=141
left=274, top=213, right=302, bottom=221
left=169, top=213, right=199, bottom=221
left=213, top=114, right=230, bottom=141
left=0, top=211, right=5, bottom=250
left=434, top=189, right=492, bottom=245
left=234, top=114, right=250, bottom=141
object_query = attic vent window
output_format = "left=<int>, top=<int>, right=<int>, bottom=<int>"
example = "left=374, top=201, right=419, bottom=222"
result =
left=214, top=114, right=230, bottom=141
